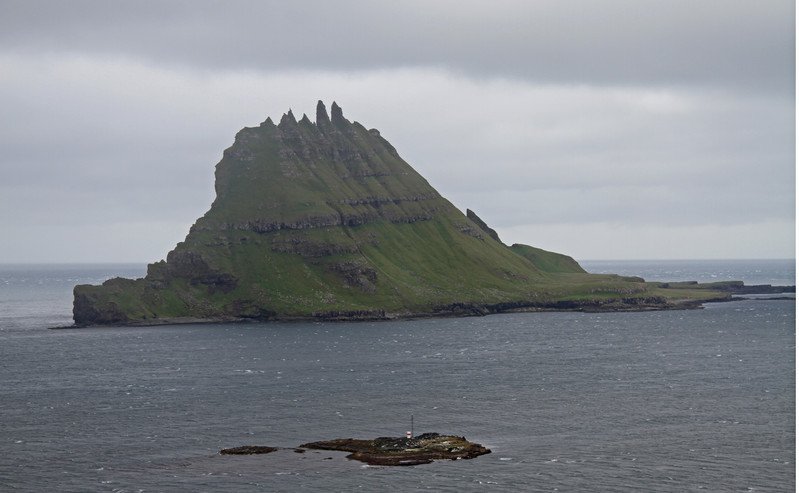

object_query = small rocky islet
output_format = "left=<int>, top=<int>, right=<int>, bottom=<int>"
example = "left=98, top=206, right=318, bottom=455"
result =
left=220, top=433, right=491, bottom=466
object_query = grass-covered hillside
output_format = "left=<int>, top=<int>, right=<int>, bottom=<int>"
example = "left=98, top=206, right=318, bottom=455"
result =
left=72, top=102, right=732, bottom=326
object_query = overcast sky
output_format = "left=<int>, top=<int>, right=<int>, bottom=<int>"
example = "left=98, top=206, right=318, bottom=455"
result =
left=1, top=0, right=795, bottom=263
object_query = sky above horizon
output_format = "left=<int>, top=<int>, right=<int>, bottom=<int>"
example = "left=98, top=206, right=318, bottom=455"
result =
left=1, top=0, right=795, bottom=263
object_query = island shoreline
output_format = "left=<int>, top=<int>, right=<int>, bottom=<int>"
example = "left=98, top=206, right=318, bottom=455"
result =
left=50, top=285, right=794, bottom=329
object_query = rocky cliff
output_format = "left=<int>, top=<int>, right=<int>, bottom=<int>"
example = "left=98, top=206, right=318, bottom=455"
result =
left=71, top=101, right=724, bottom=326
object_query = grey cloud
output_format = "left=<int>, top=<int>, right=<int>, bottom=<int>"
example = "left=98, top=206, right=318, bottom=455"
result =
left=1, top=0, right=793, bottom=94
left=458, top=178, right=794, bottom=230
left=0, top=1, right=793, bottom=261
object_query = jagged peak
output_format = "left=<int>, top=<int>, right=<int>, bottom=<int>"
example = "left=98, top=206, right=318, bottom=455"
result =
left=299, top=113, right=312, bottom=125
left=316, top=100, right=331, bottom=128
left=330, top=101, right=346, bottom=125
left=280, top=109, right=297, bottom=126
left=260, top=116, right=275, bottom=127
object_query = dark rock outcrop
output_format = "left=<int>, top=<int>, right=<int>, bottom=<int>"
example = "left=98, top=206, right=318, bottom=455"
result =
left=466, top=209, right=502, bottom=243
left=220, top=445, right=278, bottom=455
left=300, top=433, right=491, bottom=466
left=704, top=282, right=794, bottom=295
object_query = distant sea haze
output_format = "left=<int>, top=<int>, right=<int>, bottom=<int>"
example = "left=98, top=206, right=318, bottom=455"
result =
left=0, top=260, right=794, bottom=491
left=580, top=259, right=795, bottom=287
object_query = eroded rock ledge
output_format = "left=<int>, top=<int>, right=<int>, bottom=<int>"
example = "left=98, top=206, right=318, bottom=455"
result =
left=220, top=433, right=491, bottom=466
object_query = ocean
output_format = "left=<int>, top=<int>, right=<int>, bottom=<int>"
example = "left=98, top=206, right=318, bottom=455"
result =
left=0, top=260, right=794, bottom=492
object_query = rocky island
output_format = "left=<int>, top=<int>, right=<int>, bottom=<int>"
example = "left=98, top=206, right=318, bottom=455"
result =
left=220, top=433, right=491, bottom=466
left=70, top=101, right=787, bottom=327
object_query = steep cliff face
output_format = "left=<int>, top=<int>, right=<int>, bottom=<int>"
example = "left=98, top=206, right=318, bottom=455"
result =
left=195, top=101, right=448, bottom=235
left=72, top=101, right=657, bottom=326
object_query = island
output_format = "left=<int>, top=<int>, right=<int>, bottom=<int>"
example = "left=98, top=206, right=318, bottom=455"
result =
left=69, top=101, right=793, bottom=327
left=220, top=433, right=491, bottom=466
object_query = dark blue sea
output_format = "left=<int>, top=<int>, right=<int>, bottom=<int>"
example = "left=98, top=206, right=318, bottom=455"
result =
left=0, top=260, right=794, bottom=492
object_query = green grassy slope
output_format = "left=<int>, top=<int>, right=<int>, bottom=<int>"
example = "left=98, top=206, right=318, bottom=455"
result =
left=509, top=243, right=586, bottom=274
left=72, top=102, right=730, bottom=326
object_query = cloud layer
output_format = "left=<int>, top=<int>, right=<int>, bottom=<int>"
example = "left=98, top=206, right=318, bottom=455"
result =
left=0, top=1, right=794, bottom=262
